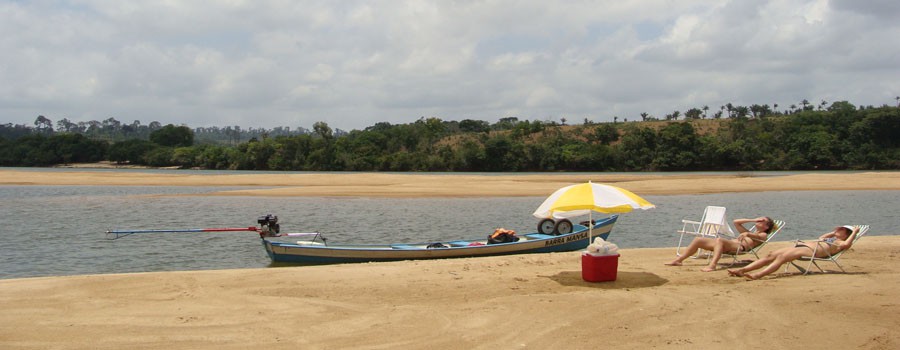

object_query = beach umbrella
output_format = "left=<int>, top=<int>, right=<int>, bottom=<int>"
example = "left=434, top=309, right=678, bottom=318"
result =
left=532, top=182, right=655, bottom=243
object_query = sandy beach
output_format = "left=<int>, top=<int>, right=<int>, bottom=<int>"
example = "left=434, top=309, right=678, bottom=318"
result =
left=1, top=170, right=898, bottom=349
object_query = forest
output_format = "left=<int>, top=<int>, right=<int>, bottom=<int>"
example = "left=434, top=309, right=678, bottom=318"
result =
left=1, top=100, right=898, bottom=171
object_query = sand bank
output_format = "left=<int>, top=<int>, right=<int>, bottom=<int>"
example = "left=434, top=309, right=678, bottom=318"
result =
left=2, top=170, right=899, bottom=197
left=1, top=236, right=898, bottom=349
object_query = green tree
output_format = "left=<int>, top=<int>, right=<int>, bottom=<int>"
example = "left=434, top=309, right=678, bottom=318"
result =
left=483, top=135, right=518, bottom=171
left=685, top=108, right=702, bottom=120
left=592, top=124, right=619, bottom=145
left=196, top=144, right=233, bottom=170
left=150, top=124, right=194, bottom=147
left=459, top=119, right=490, bottom=133
left=652, top=122, right=699, bottom=170
left=615, top=125, right=657, bottom=170
left=143, top=147, right=175, bottom=167
left=34, top=115, right=53, bottom=134
left=108, top=139, right=156, bottom=164
left=172, top=147, right=201, bottom=168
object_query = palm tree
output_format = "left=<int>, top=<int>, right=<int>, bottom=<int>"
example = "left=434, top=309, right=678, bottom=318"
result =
left=702, top=105, right=709, bottom=119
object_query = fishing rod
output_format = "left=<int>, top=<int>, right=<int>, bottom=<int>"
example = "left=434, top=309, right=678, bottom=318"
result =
left=104, top=213, right=327, bottom=244
left=105, top=227, right=258, bottom=240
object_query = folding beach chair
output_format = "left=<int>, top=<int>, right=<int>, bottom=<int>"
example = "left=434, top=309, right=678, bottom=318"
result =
left=723, top=219, right=785, bottom=266
left=675, top=206, right=733, bottom=257
left=786, top=225, right=870, bottom=275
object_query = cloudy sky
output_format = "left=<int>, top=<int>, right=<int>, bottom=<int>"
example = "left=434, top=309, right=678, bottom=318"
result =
left=2, top=0, right=899, bottom=131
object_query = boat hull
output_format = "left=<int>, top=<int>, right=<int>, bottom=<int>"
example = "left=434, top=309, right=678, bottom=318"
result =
left=263, top=215, right=618, bottom=264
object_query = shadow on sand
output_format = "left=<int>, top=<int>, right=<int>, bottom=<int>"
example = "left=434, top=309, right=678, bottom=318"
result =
left=544, top=270, right=668, bottom=289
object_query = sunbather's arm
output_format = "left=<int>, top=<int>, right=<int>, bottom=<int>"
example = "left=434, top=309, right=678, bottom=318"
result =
left=816, top=226, right=859, bottom=251
left=832, top=226, right=859, bottom=251
left=733, top=218, right=762, bottom=234
left=818, top=231, right=836, bottom=240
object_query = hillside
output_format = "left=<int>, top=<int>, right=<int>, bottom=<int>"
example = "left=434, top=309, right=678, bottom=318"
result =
left=3, top=104, right=899, bottom=171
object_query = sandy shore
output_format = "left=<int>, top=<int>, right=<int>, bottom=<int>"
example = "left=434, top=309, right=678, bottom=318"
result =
left=1, top=170, right=898, bottom=349
left=1, top=237, right=898, bottom=349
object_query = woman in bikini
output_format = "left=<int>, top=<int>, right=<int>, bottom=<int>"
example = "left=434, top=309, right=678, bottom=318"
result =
left=728, top=225, right=860, bottom=280
left=666, top=216, right=774, bottom=272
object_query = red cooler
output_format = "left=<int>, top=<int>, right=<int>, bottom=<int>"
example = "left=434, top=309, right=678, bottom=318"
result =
left=581, top=252, right=619, bottom=282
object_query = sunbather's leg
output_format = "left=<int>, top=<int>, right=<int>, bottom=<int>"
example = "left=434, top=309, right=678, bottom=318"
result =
left=727, top=249, right=785, bottom=276
left=745, top=248, right=809, bottom=280
left=666, top=237, right=716, bottom=266
left=728, top=257, right=769, bottom=277
left=702, top=238, right=741, bottom=272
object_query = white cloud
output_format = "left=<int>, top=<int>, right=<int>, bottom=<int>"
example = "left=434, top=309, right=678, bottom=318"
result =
left=1, top=0, right=898, bottom=131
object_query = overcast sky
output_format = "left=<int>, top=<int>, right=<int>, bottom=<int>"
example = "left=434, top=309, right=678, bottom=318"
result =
left=2, top=0, right=899, bottom=131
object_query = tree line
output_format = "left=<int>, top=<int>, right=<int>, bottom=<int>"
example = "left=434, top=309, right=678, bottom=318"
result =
left=1, top=101, right=898, bottom=171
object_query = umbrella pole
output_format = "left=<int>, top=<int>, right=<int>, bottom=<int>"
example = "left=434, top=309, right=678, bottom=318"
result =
left=588, top=211, right=593, bottom=248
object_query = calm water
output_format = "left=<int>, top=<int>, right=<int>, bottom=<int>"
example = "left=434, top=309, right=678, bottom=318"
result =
left=0, top=182, right=896, bottom=279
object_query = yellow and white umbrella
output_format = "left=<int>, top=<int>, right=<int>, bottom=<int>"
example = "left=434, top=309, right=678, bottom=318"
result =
left=532, top=182, right=655, bottom=243
left=533, top=182, right=655, bottom=219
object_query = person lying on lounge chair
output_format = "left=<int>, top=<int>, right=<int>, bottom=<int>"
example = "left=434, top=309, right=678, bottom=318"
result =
left=666, top=216, right=774, bottom=272
left=728, top=225, right=860, bottom=280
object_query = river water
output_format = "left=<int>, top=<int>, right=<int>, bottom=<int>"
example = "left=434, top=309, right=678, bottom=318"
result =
left=0, top=173, right=896, bottom=279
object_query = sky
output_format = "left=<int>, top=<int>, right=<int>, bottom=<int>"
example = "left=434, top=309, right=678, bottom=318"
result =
left=2, top=0, right=899, bottom=132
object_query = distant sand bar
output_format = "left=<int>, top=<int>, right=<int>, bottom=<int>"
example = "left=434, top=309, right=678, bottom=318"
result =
left=1, top=170, right=899, bottom=197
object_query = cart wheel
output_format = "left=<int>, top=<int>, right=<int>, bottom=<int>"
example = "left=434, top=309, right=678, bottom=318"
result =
left=538, top=218, right=556, bottom=234
left=554, top=219, right=573, bottom=235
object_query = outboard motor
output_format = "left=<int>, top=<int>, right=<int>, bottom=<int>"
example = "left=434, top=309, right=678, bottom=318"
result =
left=257, top=214, right=280, bottom=237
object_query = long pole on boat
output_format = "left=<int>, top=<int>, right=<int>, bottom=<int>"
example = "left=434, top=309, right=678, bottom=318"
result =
left=105, top=227, right=258, bottom=239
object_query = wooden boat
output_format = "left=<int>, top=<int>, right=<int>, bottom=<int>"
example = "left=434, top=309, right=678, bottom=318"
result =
left=262, top=215, right=618, bottom=264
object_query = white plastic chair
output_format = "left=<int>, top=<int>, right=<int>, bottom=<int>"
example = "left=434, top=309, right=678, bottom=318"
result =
left=676, top=206, right=734, bottom=257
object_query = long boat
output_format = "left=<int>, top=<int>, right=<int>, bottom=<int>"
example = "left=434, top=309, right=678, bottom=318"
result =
left=262, top=215, right=618, bottom=264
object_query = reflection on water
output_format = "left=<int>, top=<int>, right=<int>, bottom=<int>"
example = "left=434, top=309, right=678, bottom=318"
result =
left=0, top=185, right=895, bottom=279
